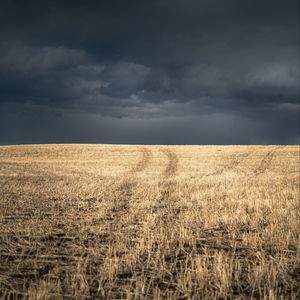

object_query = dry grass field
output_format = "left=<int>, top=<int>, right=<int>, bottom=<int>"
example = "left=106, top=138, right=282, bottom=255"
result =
left=0, top=144, right=299, bottom=299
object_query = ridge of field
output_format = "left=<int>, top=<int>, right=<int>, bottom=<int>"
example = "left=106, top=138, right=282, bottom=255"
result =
left=0, top=145, right=299, bottom=299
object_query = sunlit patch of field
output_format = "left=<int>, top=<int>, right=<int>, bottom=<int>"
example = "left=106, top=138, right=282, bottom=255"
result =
left=0, top=144, right=299, bottom=299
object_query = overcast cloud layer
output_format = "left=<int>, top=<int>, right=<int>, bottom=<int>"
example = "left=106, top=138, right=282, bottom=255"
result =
left=0, top=0, right=299, bottom=144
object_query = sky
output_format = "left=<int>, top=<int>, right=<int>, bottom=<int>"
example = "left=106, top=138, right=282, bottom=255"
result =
left=0, top=0, right=299, bottom=144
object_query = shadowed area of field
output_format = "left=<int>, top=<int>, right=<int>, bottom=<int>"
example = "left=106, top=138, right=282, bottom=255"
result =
left=0, top=145, right=299, bottom=299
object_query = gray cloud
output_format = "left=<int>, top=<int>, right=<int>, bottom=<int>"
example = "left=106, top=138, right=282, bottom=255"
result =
left=0, top=0, right=299, bottom=144
left=0, top=42, right=86, bottom=76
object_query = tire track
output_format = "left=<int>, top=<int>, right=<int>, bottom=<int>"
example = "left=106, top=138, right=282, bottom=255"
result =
left=86, top=147, right=153, bottom=296
left=101, top=147, right=152, bottom=235
left=162, top=148, right=178, bottom=178
left=150, top=148, right=179, bottom=223
left=187, top=148, right=260, bottom=207
left=205, top=149, right=255, bottom=177
left=103, top=147, right=152, bottom=230
left=136, top=149, right=185, bottom=297
left=94, top=148, right=179, bottom=297
left=254, top=146, right=283, bottom=176
left=129, top=147, right=153, bottom=174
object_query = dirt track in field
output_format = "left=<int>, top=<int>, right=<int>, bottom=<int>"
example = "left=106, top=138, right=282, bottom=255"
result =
left=254, top=146, right=283, bottom=175
left=100, top=147, right=153, bottom=237
left=128, top=147, right=153, bottom=174
left=162, top=149, right=178, bottom=178
left=149, top=149, right=180, bottom=228
left=206, top=149, right=256, bottom=177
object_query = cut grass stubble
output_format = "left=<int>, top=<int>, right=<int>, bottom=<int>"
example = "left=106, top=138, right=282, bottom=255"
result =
left=0, top=145, right=299, bottom=299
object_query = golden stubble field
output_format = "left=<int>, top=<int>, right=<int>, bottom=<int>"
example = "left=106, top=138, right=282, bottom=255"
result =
left=0, top=144, right=299, bottom=299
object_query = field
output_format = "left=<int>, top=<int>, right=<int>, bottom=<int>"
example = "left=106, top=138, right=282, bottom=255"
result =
left=0, top=144, right=299, bottom=299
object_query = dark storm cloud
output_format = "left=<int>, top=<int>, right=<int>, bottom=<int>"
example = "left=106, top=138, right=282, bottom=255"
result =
left=0, top=0, right=299, bottom=144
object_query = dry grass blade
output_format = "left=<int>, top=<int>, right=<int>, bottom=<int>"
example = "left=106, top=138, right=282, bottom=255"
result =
left=0, top=144, right=299, bottom=299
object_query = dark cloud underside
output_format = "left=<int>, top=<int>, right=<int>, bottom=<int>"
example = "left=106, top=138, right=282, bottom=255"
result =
left=0, top=0, right=299, bottom=144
